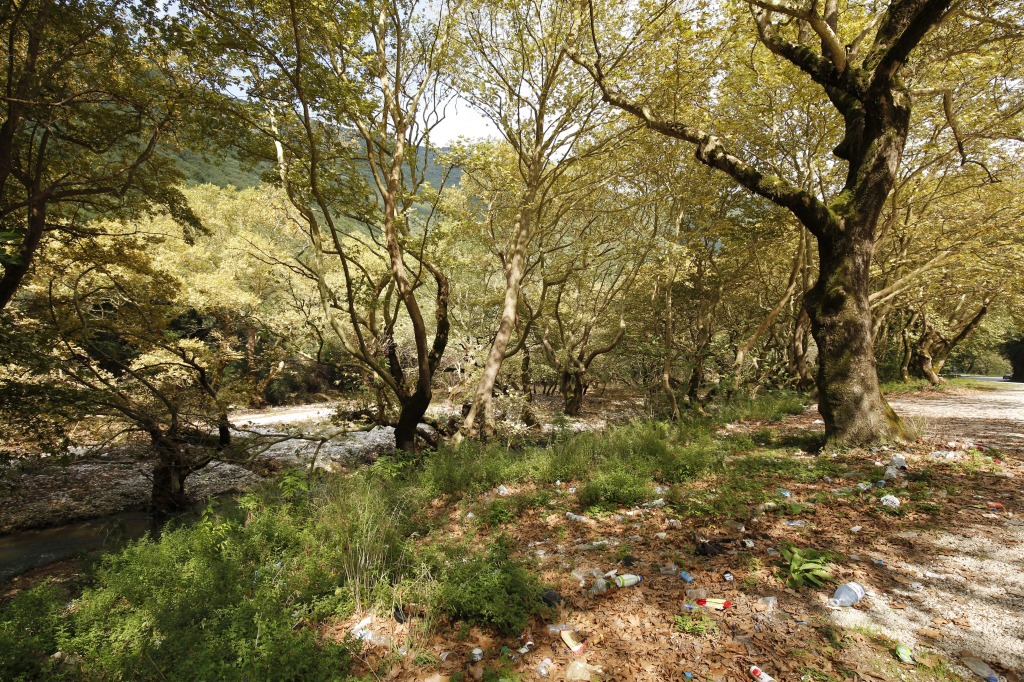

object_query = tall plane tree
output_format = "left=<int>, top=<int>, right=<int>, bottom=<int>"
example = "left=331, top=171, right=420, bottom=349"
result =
left=574, top=0, right=1021, bottom=443
left=186, top=0, right=457, bottom=451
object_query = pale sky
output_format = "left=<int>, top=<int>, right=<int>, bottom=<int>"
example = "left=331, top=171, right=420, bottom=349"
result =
left=429, top=98, right=500, bottom=147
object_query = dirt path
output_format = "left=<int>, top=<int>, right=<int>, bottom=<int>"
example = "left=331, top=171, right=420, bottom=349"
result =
left=890, top=379, right=1024, bottom=453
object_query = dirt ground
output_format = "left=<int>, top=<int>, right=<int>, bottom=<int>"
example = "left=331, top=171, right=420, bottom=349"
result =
left=340, top=381, right=1023, bottom=682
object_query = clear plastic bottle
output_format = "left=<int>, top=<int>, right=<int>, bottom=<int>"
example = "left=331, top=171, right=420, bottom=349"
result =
left=589, top=577, right=608, bottom=595
left=536, top=658, right=553, bottom=677
left=961, top=656, right=999, bottom=682
left=828, top=582, right=865, bottom=608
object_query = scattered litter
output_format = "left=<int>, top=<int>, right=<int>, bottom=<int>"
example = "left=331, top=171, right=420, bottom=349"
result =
left=785, top=519, right=807, bottom=527
left=880, top=494, right=901, bottom=509
left=645, top=498, right=666, bottom=508
left=542, top=589, right=563, bottom=606
left=612, top=574, right=642, bottom=587
left=659, top=564, right=678, bottom=575
left=566, top=512, right=588, bottom=522
left=685, top=588, right=707, bottom=600
left=546, top=624, right=572, bottom=634
left=911, top=581, right=923, bottom=591
left=923, top=570, right=943, bottom=579
left=750, top=664, right=776, bottom=681
left=471, top=647, right=484, bottom=662
left=565, top=661, right=603, bottom=681
left=930, top=450, right=960, bottom=461
left=986, top=501, right=1004, bottom=510
left=741, top=538, right=755, bottom=548
left=697, top=540, right=726, bottom=556
left=884, top=466, right=899, bottom=480
left=679, top=570, right=695, bottom=583
left=654, top=486, right=669, bottom=494
left=439, top=651, right=452, bottom=661
left=696, top=598, right=733, bottom=610
left=857, top=482, right=874, bottom=491
left=497, top=485, right=511, bottom=496
left=655, top=532, right=668, bottom=539
left=776, top=488, right=792, bottom=498
left=756, top=596, right=778, bottom=612
left=812, top=419, right=824, bottom=425
left=850, top=525, right=862, bottom=533
left=961, top=655, right=1000, bottom=682
left=723, top=571, right=734, bottom=582
left=894, top=643, right=914, bottom=664
left=568, top=487, right=576, bottom=493
left=536, top=657, right=553, bottom=677
left=828, top=581, right=865, bottom=608
left=575, top=540, right=610, bottom=551
left=666, top=518, right=683, bottom=529
left=465, top=512, right=475, bottom=520
left=891, top=454, right=908, bottom=469
left=589, top=577, right=608, bottom=595
left=560, top=629, right=586, bottom=654
left=350, top=616, right=391, bottom=647
left=876, top=480, right=887, bottom=488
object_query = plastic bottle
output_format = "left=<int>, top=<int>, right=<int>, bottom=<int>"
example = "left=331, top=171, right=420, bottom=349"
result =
left=613, top=574, right=642, bottom=587
left=589, top=577, right=608, bottom=595
left=828, top=582, right=865, bottom=608
left=536, top=658, right=553, bottom=677
left=750, top=665, right=776, bottom=681
left=546, top=624, right=572, bottom=634
left=961, top=656, right=999, bottom=682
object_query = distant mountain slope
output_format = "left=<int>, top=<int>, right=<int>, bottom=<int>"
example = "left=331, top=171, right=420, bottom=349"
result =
left=173, top=145, right=461, bottom=191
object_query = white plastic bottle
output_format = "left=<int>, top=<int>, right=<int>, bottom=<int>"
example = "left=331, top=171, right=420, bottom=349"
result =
left=962, top=656, right=999, bottom=682
left=828, top=582, right=865, bottom=608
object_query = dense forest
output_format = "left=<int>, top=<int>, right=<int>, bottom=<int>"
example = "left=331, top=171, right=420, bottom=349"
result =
left=1, top=0, right=1022, bottom=680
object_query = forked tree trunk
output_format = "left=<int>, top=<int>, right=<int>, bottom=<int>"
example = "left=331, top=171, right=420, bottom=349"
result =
left=561, top=371, right=585, bottom=416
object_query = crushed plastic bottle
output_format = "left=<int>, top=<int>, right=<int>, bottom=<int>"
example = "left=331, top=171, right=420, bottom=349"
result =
left=566, top=512, right=588, bottom=522
left=536, top=657, right=553, bottom=677
left=497, top=484, right=511, bottom=496
left=546, top=624, right=573, bottom=634
left=645, top=498, right=666, bottom=508
left=961, top=656, right=999, bottom=682
left=679, top=570, right=695, bottom=583
left=750, top=665, right=776, bottom=681
left=588, top=577, right=608, bottom=595
left=828, top=581, right=865, bottom=608
left=685, top=588, right=707, bottom=600
left=891, top=454, right=908, bottom=469
left=756, top=596, right=778, bottom=612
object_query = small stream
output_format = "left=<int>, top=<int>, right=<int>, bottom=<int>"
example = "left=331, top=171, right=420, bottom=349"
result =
left=0, top=511, right=155, bottom=581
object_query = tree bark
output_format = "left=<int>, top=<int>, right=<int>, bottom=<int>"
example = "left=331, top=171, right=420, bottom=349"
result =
left=806, top=232, right=902, bottom=443
left=150, top=435, right=192, bottom=516
left=461, top=194, right=535, bottom=440
left=0, top=201, right=45, bottom=310
left=394, top=387, right=431, bottom=453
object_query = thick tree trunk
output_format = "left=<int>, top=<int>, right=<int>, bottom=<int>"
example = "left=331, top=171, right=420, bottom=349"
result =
left=561, top=371, right=584, bottom=416
left=394, top=388, right=430, bottom=452
left=150, top=436, right=192, bottom=516
left=806, top=233, right=903, bottom=444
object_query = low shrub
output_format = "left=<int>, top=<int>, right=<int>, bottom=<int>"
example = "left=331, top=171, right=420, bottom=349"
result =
left=435, top=539, right=545, bottom=636
left=0, top=584, right=66, bottom=681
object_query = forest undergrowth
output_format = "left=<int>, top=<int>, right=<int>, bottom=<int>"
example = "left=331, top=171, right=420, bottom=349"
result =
left=3, top=385, right=1017, bottom=682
